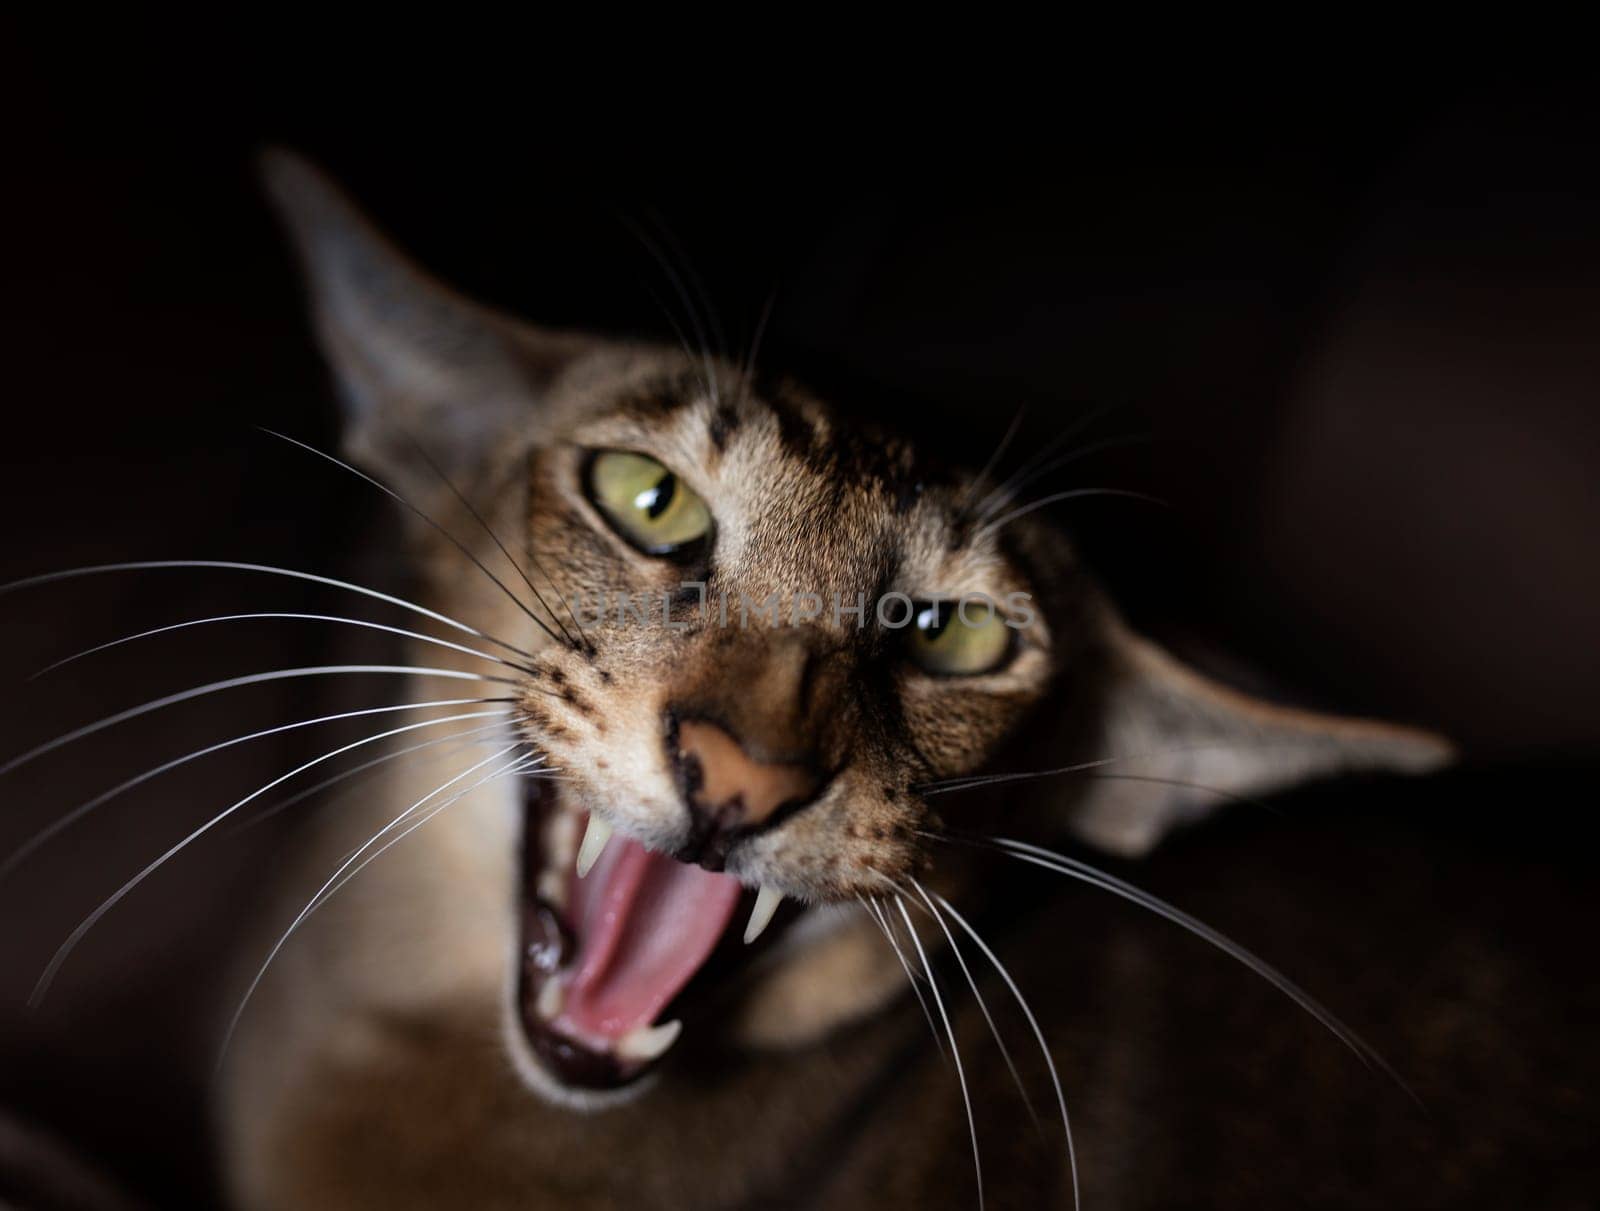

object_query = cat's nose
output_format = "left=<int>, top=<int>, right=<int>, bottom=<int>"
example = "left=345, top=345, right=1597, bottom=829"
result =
left=670, top=718, right=820, bottom=870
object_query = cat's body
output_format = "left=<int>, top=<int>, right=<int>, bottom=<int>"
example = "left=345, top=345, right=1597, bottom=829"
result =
left=215, top=155, right=1461, bottom=1209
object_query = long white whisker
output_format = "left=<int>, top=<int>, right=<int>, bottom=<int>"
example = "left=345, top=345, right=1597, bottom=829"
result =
left=965, top=833, right=1417, bottom=1106
left=396, top=432, right=590, bottom=653
left=31, top=612, right=537, bottom=680
left=216, top=743, right=531, bottom=1065
left=857, top=895, right=945, bottom=1059
left=924, top=768, right=1109, bottom=797
left=322, top=751, right=547, bottom=896
left=0, top=665, right=515, bottom=782
left=28, top=708, right=514, bottom=1005
left=230, top=716, right=528, bottom=836
left=259, top=430, right=571, bottom=649
left=918, top=738, right=1345, bottom=796
left=1083, top=772, right=1280, bottom=816
left=929, top=889, right=1080, bottom=1211
left=911, top=879, right=1038, bottom=1129
left=0, top=700, right=514, bottom=880
left=896, top=896, right=983, bottom=1210
left=0, top=560, right=538, bottom=662
left=868, top=893, right=928, bottom=986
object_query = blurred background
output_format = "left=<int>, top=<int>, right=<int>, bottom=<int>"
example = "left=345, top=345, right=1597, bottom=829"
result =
left=1, top=49, right=1596, bottom=1207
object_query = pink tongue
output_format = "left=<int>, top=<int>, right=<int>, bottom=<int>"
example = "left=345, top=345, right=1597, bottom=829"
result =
left=552, top=826, right=743, bottom=1046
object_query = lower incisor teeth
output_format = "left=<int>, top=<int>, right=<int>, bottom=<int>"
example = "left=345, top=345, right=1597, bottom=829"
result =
left=616, top=1019, right=682, bottom=1063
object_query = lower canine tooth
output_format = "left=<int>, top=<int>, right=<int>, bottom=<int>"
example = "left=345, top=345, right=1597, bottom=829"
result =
left=536, top=979, right=565, bottom=1022
left=575, top=815, right=612, bottom=878
left=617, top=1019, right=682, bottom=1063
left=744, top=885, right=784, bottom=944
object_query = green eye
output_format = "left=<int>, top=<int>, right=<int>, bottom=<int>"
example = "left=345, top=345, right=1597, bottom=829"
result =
left=907, top=599, right=1013, bottom=676
left=585, top=451, right=713, bottom=556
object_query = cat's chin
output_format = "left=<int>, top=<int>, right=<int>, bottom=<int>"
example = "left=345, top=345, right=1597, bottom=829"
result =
left=509, top=780, right=801, bottom=1099
left=500, top=1005, right=662, bottom=1112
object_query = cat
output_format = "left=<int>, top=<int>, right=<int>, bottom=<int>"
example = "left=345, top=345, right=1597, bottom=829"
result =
left=203, top=152, right=1451, bottom=1209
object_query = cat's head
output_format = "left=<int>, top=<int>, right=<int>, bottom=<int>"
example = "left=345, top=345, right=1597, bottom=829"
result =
left=264, top=152, right=1450, bottom=1107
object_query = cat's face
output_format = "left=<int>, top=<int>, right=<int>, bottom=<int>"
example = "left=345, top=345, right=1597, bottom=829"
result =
left=258, top=151, right=1449, bottom=1120
left=497, top=350, right=1066, bottom=1095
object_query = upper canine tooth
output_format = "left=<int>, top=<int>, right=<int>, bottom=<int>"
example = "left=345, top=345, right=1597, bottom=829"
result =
left=616, top=1019, right=682, bottom=1063
left=575, top=815, right=612, bottom=878
left=743, top=885, right=784, bottom=945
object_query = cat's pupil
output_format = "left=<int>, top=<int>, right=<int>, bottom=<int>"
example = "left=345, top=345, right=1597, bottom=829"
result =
left=635, top=473, right=677, bottom=520
left=915, top=602, right=951, bottom=641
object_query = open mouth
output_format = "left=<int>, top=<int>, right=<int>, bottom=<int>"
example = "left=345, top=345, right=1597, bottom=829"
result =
left=516, top=784, right=792, bottom=1089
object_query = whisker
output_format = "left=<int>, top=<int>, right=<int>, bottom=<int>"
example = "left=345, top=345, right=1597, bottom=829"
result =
left=216, top=742, right=533, bottom=1066
left=969, top=398, right=1128, bottom=522
left=618, top=214, right=720, bottom=405
left=228, top=751, right=557, bottom=1055
left=0, top=699, right=515, bottom=880
left=928, top=889, right=1080, bottom=1211
left=259, top=429, right=570, bottom=649
left=917, top=738, right=1332, bottom=796
left=1084, top=772, right=1284, bottom=817
left=930, top=831, right=1419, bottom=1107
left=910, top=878, right=1039, bottom=1130
left=896, top=895, right=983, bottom=1211
left=397, top=432, right=590, bottom=653
left=857, top=895, right=946, bottom=1060
left=976, top=487, right=1167, bottom=539
left=972, top=433, right=1161, bottom=526
left=28, top=708, right=522, bottom=1005
left=919, top=754, right=1128, bottom=796
left=640, top=281, right=717, bottom=404
left=0, top=665, right=516, bottom=782
left=0, top=560, right=538, bottom=663
left=739, top=287, right=778, bottom=400
left=646, top=210, right=728, bottom=366
left=323, top=751, right=547, bottom=899
left=230, top=716, right=528, bottom=836
left=955, top=405, right=1027, bottom=521
left=30, top=612, right=538, bottom=681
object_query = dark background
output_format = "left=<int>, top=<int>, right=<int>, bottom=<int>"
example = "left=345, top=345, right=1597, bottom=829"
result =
left=1, top=54, right=1597, bottom=1207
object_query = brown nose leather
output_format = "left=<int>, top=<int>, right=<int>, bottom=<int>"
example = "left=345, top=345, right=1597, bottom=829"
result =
left=674, top=719, right=818, bottom=829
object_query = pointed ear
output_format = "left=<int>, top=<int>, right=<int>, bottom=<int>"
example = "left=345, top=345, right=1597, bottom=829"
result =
left=259, top=149, right=586, bottom=494
left=1064, top=608, right=1455, bottom=857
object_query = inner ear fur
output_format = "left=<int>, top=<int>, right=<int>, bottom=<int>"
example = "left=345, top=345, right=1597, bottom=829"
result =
left=1055, top=600, right=1454, bottom=857
left=260, top=149, right=590, bottom=501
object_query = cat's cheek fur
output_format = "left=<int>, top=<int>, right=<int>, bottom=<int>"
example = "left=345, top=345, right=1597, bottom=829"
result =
left=729, top=906, right=911, bottom=1048
left=898, top=676, right=1042, bottom=774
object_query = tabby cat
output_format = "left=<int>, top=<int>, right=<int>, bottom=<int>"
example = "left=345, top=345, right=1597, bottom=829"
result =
left=211, top=153, right=1449, bottom=1209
